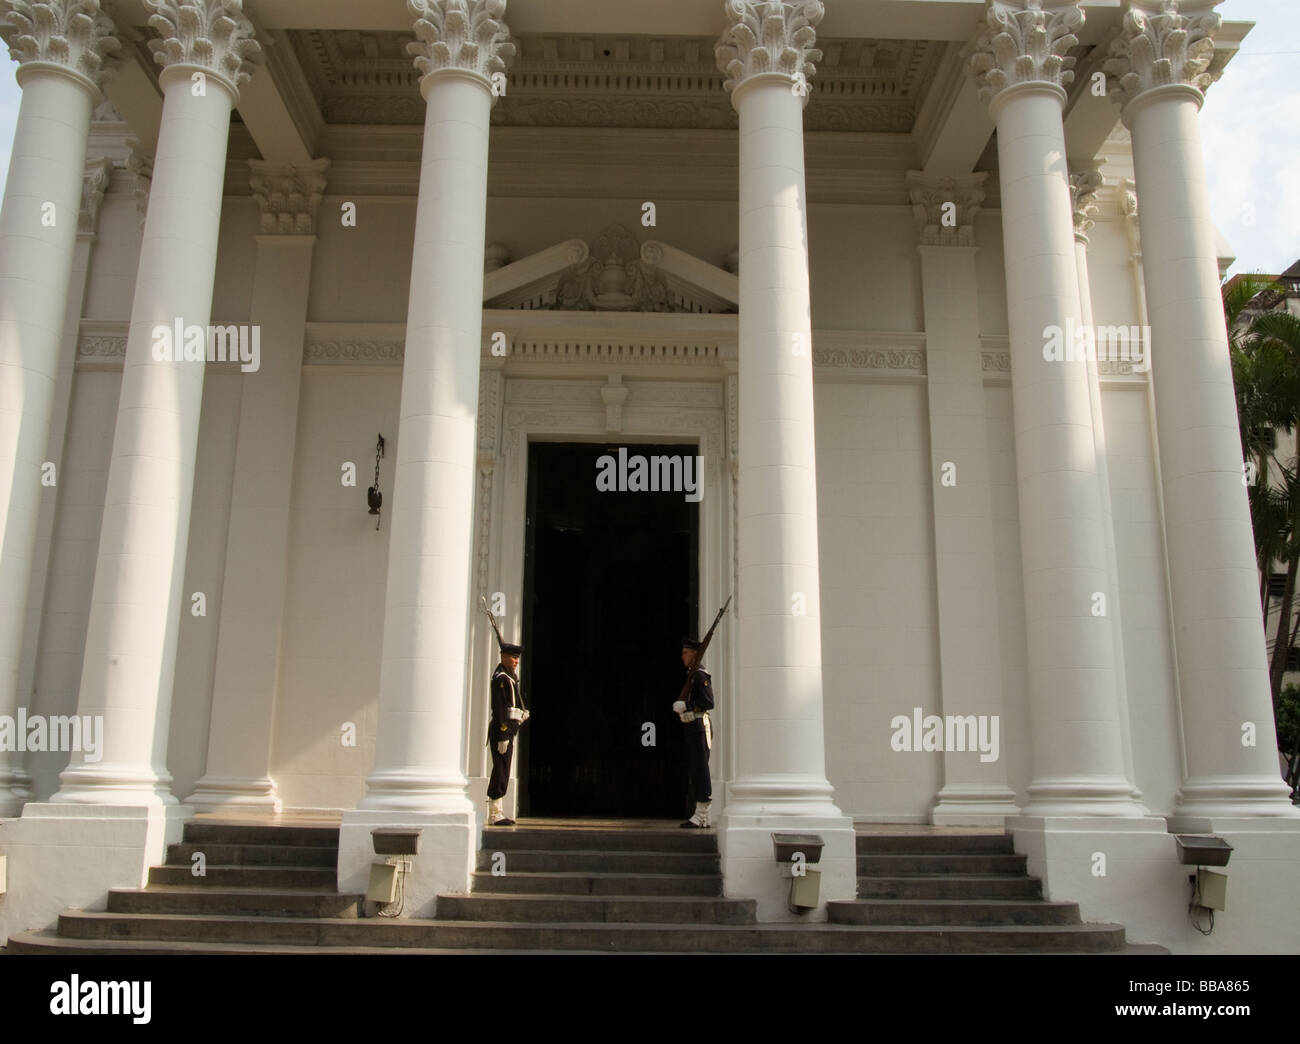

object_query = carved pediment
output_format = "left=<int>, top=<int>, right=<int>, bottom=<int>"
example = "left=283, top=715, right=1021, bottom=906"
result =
left=483, top=224, right=738, bottom=314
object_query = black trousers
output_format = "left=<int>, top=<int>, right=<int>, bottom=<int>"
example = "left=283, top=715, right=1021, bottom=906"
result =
left=488, top=740, right=513, bottom=800
left=684, top=726, right=712, bottom=802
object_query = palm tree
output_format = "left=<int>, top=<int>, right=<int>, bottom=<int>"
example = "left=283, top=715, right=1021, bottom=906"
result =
left=1228, top=279, right=1300, bottom=796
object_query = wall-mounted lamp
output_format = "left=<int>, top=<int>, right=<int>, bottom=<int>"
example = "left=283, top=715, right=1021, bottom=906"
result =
left=368, top=434, right=385, bottom=530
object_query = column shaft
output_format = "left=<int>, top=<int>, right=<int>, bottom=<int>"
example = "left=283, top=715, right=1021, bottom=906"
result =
left=990, top=83, right=1138, bottom=813
left=188, top=230, right=317, bottom=811
left=359, top=72, right=491, bottom=813
left=0, top=70, right=98, bottom=812
left=53, top=70, right=237, bottom=804
left=1126, top=89, right=1293, bottom=814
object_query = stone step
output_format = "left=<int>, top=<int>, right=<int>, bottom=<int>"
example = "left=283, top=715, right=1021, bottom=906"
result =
left=148, top=864, right=339, bottom=890
left=167, top=842, right=338, bottom=868
left=474, top=848, right=720, bottom=875
left=53, top=912, right=1128, bottom=953
left=2, top=930, right=621, bottom=955
left=438, top=893, right=755, bottom=925
left=857, top=874, right=1044, bottom=899
left=856, top=833, right=1014, bottom=854
left=479, top=827, right=716, bottom=853
left=827, top=898, right=1080, bottom=926
left=183, top=823, right=340, bottom=847
left=857, top=853, right=1027, bottom=875
left=107, top=886, right=362, bottom=919
left=470, top=871, right=723, bottom=896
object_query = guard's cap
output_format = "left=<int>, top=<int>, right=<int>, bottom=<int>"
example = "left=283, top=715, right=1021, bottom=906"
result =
left=500, top=642, right=523, bottom=656
left=681, top=637, right=703, bottom=651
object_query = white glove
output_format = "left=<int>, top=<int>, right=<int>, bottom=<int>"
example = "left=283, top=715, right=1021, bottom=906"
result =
left=496, top=740, right=509, bottom=754
left=521, top=709, right=530, bottom=722
left=672, top=700, right=686, bottom=713
left=507, top=707, right=524, bottom=721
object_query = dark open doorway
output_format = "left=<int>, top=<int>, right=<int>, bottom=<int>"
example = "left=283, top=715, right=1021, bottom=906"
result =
left=520, top=442, right=700, bottom=818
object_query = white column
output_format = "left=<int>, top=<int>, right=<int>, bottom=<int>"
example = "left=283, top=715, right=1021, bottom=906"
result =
left=14, top=158, right=113, bottom=768
left=50, top=0, right=260, bottom=805
left=715, top=0, right=855, bottom=921
left=908, top=172, right=1020, bottom=824
left=0, top=1, right=119, bottom=815
left=187, top=159, right=328, bottom=812
left=1107, top=0, right=1297, bottom=819
left=970, top=0, right=1143, bottom=816
left=338, top=0, right=515, bottom=915
left=1069, top=167, right=1141, bottom=800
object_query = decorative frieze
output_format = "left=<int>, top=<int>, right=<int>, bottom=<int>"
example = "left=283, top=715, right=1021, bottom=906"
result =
left=1105, top=0, right=1222, bottom=111
left=143, top=0, right=261, bottom=95
left=2, top=0, right=121, bottom=91
left=249, top=158, right=331, bottom=236
left=303, top=339, right=404, bottom=363
left=907, top=171, right=987, bottom=248
left=969, top=0, right=1084, bottom=104
left=407, top=0, right=515, bottom=87
left=715, top=0, right=824, bottom=95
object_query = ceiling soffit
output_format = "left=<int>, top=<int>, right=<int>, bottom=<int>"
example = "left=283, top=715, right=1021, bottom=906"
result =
left=287, top=30, right=944, bottom=133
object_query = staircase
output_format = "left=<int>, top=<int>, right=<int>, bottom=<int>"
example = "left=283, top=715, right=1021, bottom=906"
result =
left=6, top=820, right=1149, bottom=953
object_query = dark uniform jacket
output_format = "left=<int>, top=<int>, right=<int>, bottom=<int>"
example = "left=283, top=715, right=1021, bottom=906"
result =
left=683, top=668, right=714, bottom=733
left=487, top=663, right=525, bottom=746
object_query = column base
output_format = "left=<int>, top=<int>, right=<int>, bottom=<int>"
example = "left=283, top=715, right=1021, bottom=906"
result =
left=0, top=802, right=191, bottom=942
left=50, top=762, right=179, bottom=806
left=185, top=775, right=282, bottom=813
left=0, top=767, right=32, bottom=817
left=1172, top=776, right=1299, bottom=820
left=932, top=783, right=1021, bottom=826
left=355, top=768, right=474, bottom=815
left=719, top=782, right=856, bottom=921
left=1008, top=813, right=1300, bottom=953
left=1021, top=776, right=1149, bottom=817
left=338, top=808, right=476, bottom=918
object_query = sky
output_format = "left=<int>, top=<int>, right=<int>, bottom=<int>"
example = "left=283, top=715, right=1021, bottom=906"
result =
left=0, top=1, right=1294, bottom=277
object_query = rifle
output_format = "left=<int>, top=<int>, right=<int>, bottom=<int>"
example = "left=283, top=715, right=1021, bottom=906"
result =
left=480, top=597, right=527, bottom=713
left=478, top=596, right=506, bottom=651
left=677, top=595, right=732, bottom=706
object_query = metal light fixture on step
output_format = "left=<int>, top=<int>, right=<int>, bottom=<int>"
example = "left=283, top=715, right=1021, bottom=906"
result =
left=368, top=434, right=385, bottom=530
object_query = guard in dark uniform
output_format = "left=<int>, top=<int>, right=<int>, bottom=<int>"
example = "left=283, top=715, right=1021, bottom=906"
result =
left=675, top=637, right=715, bottom=828
left=486, top=641, right=527, bottom=826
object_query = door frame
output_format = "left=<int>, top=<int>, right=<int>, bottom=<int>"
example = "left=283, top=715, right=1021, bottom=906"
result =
left=465, top=373, right=734, bottom=819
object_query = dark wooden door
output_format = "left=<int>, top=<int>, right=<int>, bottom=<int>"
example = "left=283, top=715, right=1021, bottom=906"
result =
left=520, top=442, right=699, bottom=818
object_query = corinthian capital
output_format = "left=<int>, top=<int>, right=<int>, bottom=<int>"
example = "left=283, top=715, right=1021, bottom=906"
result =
left=79, top=155, right=112, bottom=237
left=407, top=0, right=515, bottom=90
left=1069, top=167, right=1103, bottom=243
left=969, top=0, right=1084, bottom=106
left=249, top=158, right=331, bottom=236
left=1, top=0, right=121, bottom=92
left=1104, top=0, right=1222, bottom=112
left=906, top=171, right=987, bottom=247
left=715, top=0, right=824, bottom=95
left=144, top=0, right=261, bottom=97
